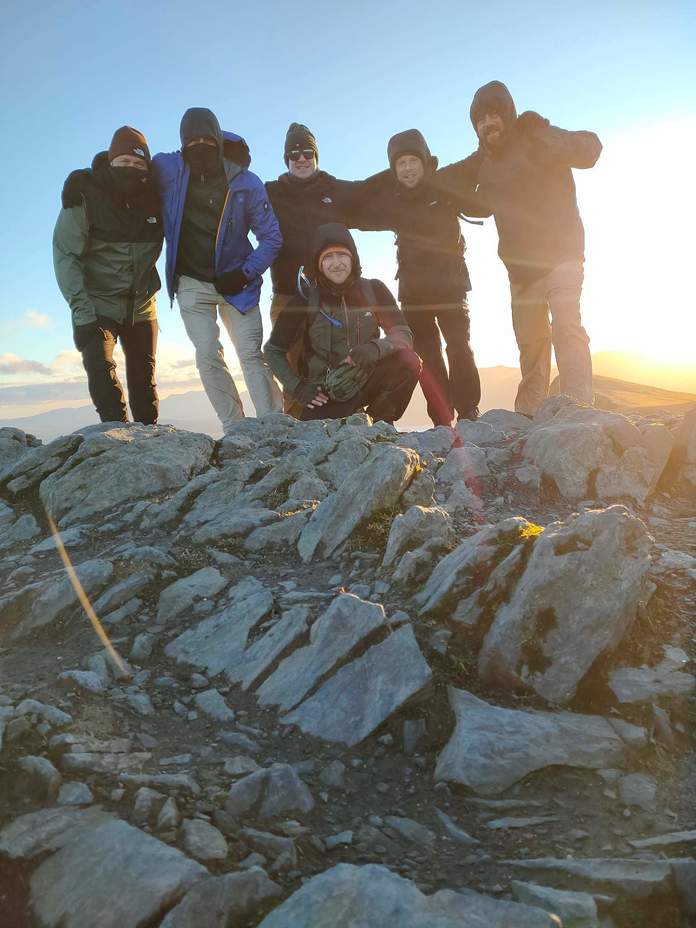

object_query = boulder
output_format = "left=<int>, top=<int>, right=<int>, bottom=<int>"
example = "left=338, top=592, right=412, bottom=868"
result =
left=416, top=518, right=540, bottom=618
left=39, top=425, right=214, bottom=526
left=382, top=505, right=454, bottom=567
left=257, top=594, right=385, bottom=712
left=608, top=645, right=695, bottom=704
left=436, top=444, right=490, bottom=485
left=435, top=688, right=646, bottom=795
left=511, top=881, right=600, bottom=928
left=165, top=578, right=273, bottom=678
left=160, top=869, right=281, bottom=927
left=298, top=444, right=420, bottom=562
left=157, top=567, right=228, bottom=624
left=282, top=625, right=432, bottom=746
left=522, top=422, right=617, bottom=498
left=479, top=506, right=653, bottom=704
left=257, top=863, right=559, bottom=927
left=225, top=763, right=314, bottom=819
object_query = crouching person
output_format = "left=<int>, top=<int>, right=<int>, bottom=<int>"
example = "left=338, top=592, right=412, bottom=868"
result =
left=264, top=223, right=420, bottom=423
left=54, top=127, right=162, bottom=424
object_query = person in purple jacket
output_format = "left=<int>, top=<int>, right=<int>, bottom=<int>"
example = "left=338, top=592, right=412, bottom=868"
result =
left=153, top=108, right=282, bottom=431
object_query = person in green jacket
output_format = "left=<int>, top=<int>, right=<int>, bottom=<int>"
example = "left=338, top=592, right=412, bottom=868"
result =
left=53, top=126, right=163, bottom=424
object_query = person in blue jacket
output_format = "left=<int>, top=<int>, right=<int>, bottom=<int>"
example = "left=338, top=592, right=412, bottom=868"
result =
left=153, top=108, right=282, bottom=431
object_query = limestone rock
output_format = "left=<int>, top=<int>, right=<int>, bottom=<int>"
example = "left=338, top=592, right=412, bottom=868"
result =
left=17, top=755, right=62, bottom=800
left=298, top=444, right=420, bottom=562
left=522, top=421, right=617, bottom=498
left=511, top=882, right=600, bottom=928
left=619, top=773, right=657, bottom=811
left=157, top=567, right=228, bottom=624
left=437, top=444, right=490, bottom=485
left=165, top=578, right=273, bottom=678
left=505, top=857, right=674, bottom=899
left=608, top=645, right=695, bottom=704
left=5, top=559, right=113, bottom=642
left=245, top=510, right=310, bottom=551
left=28, top=815, right=207, bottom=927
left=39, top=424, right=214, bottom=526
left=257, top=863, right=559, bottom=927
left=257, top=594, right=385, bottom=712
left=160, top=868, right=281, bottom=927
left=283, top=625, right=432, bottom=746
left=181, top=818, right=228, bottom=861
left=382, top=505, right=454, bottom=567
left=237, top=605, right=312, bottom=691
left=479, top=506, right=653, bottom=704
left=435, top=688, right=644, bottom=795
left=193, top=688, right=235, bottom=723
left=225, top=763, right=314, bottom=819
left=416, top=517, right=538, bottom=618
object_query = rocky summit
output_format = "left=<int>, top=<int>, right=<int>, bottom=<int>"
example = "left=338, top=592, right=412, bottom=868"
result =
left=0, top=400, right=694, bottom=928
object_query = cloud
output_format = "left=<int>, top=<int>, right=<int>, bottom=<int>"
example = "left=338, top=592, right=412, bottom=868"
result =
left=0, top=353, right=52, bottom=376
left=24, top=310, right=53, bottom=330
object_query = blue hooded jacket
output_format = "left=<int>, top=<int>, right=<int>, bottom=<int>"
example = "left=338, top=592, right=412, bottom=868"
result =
left=153, top=126, right=282, bottom=313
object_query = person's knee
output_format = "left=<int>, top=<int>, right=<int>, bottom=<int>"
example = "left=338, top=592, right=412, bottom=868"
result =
left=195, top=346, right=227, bottom=372
left=393, top=348, right=422, bottom=380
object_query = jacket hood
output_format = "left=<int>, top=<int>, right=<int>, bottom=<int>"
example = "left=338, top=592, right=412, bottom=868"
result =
left=310, top=222, right=362, bottom=281
left=222, top=130, right=251, bottom=168
left=387, top=129, right=438, bottom=173
left=180, top=107, right=224, bottom=153
left=470, top=81, right=517, bottom=132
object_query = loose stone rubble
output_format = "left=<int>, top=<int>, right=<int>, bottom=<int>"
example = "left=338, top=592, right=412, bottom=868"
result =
left=0, top=398, right=694, bottom=927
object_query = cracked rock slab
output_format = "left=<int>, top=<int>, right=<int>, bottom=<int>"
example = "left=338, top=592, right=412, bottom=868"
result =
left=435, top=688, right=644, bottom=795
left=297, top=444, right=420, bottom=562
left=479, top=505, right=653, bottom=704
left=282, top=625, right=432, bottom=747
left=256, top=594, right=385, bottom=712
left=160, top=868, right=281, bottom=927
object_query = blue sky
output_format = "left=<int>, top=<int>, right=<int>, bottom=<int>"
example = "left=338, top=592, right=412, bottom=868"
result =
left=1, top=0, right=695, bottom=416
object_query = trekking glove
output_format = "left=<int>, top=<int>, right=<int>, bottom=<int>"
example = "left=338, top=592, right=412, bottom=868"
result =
left=215, top=269, right=248, bottom=295
left=73, top=321, right=102, bottom=351
left=348, top=342, right=380, bottom=370
left=293, top=380, right=324, bottom=406
left=517, top=111, right=550, bottom=134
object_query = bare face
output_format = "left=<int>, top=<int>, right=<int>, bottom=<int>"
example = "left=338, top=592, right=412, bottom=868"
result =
left=320, top=250, right=352, bottom=285
left=110, top=154, right=147, bottom=170
left=476, top=111, right=505, bottom=150
left=288, top=148, right=318, bottom=179
left=394, top=154, right=425, bottom=188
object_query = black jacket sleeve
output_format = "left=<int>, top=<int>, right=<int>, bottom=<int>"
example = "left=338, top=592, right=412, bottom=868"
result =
left=431, top=151, right=492, bottom=218
left=370, top=279, right=413, bottom=357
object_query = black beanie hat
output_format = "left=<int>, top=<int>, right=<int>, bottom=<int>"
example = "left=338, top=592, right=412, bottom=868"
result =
left=108, top=126, right=151, bottom=164
left=387, top=129, right=436, bottom=172
left=284, top=123, right=318, bottom=166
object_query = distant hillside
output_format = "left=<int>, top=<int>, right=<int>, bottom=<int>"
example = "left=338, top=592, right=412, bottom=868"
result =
left=551, top=373, right=696, bottom=415
left=3, top=368, right=693, bottom=441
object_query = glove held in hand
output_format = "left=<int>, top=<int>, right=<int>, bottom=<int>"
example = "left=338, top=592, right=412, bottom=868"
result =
left=293, top=381, right=323, bottom=406
left=215, top=269, right=248, bottom=295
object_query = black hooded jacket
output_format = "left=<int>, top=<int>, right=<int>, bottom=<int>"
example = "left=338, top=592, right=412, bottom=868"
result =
left=263, top=223, right=412, bottom=392
left=435, top=81, right=602, bottom=284
left=265, top=171, right=363, bottom=295
left=352, top=129, right=472, bottom=304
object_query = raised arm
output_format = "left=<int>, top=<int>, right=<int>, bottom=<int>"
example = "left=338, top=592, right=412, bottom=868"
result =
left=431, top=150, right=492, bottom=218
left=518, top=111, right=602, bottom=169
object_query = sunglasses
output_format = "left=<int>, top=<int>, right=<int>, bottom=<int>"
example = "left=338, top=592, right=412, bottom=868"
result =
left=288, top=149, right=316, bottom=162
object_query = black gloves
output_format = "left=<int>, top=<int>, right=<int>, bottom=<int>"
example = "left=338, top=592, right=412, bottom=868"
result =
left=293, top=381, right=323, bottom=406
left=215, top=269, right=249, bottom=295
left=349, top=342, right=380, bottom=370
left=73, top=321, right=101, bottom=351
left=62, top=168, right=92, bottom=208
left=517, top=111, right=550, bottom=134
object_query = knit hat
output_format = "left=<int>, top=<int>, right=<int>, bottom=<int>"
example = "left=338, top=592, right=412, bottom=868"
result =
left=387, top=129, right=436, bottom=173
left=284, top=123, right=318, bottom=166
left=108, top=126, right=151, bottom=164
left=318, top=243, right=352, bottom=268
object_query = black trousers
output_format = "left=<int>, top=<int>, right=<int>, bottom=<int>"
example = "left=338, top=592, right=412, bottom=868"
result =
left=301, top=349, right=421, bottom=423
left=402, top=300, right=481, bottom=426
left=80, top=317, right=159, bottom=424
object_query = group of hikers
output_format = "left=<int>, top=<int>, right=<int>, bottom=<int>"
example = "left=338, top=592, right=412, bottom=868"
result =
left=53, top=81, right=602, bottom=433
